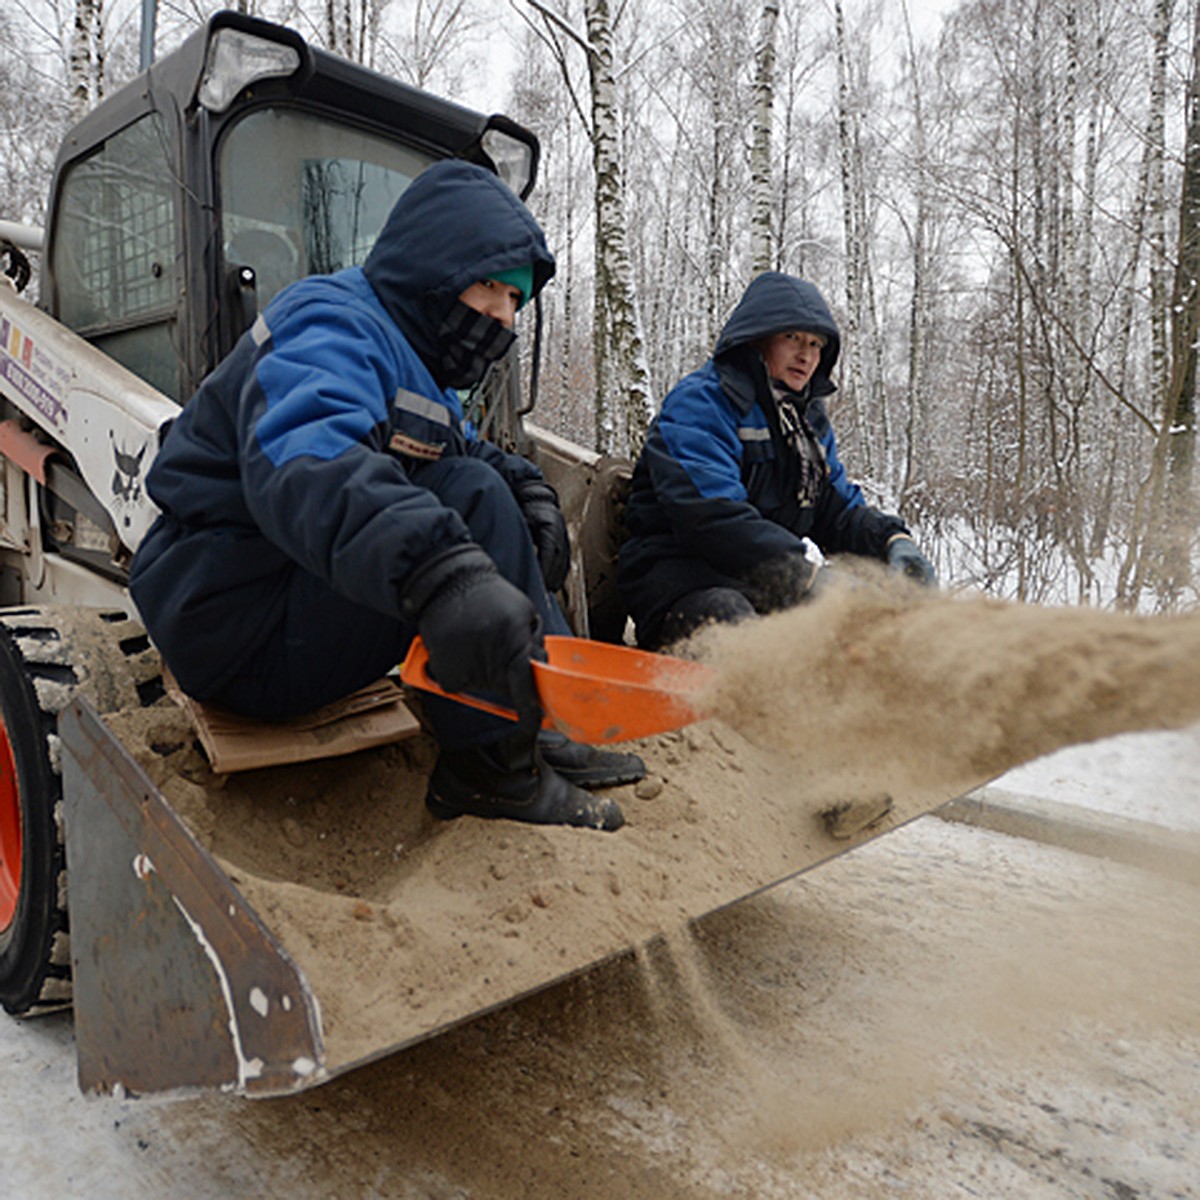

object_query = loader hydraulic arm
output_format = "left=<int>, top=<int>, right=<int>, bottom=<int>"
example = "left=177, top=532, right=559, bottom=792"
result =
left=0, top=279, right=178, bottom=565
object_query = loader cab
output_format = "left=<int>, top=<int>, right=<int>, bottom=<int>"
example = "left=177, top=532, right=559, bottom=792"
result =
left=41, top=11, right=540, bottom=406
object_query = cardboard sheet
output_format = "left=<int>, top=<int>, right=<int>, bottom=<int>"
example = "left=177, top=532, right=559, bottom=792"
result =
left=165, top=674, right=422, bottom=773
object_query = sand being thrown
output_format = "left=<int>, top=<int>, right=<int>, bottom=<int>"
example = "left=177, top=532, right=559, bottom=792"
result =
left=108, top=571, right=1200, bottom=1073
left=698, top=570, right=1200, bottom=805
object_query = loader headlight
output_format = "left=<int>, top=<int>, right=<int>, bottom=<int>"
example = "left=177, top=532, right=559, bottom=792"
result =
left=198, top=28, right=302, bottom=113
left=481, top=125, right=538, bottom=200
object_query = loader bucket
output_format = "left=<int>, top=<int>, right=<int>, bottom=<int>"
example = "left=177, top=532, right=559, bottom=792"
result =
left=61, top=701, right=323, bottom=1097
left=58, top=571, right=1200, bottom=1101
left=57, top=692, right=960, bottom=1100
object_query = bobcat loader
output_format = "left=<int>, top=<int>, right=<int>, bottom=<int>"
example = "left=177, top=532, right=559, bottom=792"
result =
left=0, top=11, right=958, bottom=1100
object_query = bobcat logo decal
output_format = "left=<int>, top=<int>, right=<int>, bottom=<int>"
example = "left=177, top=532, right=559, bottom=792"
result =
left=110, top=433, right=148, bottom=526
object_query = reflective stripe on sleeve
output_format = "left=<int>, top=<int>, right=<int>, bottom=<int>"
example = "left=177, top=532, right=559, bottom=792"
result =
left=394, top=388, right=452, bottom=425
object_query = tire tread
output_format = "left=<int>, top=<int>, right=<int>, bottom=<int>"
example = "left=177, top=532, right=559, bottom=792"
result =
left=0, top=606, right=162, bottom=1015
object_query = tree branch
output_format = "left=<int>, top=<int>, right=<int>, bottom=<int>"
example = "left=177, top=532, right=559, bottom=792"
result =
left=520, top=0, right=592, bottom=58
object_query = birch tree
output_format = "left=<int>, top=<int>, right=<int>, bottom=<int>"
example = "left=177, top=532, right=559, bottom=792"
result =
left=521, top=0, right=652, bottom=454
left=749, top=0, right=779, bottom=275
left=584, top=0, right=653, bottom=452
left=69, top=0, right=106, bottom=118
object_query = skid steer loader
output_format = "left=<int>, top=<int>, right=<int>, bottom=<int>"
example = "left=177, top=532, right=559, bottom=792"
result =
left=0, top=11, right=956, bottom=1100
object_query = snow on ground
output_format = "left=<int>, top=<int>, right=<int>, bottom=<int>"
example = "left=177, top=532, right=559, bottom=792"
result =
left=996, top=724, right=1200, bottom=832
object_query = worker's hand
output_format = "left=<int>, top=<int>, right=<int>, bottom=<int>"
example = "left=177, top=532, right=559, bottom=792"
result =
left=406, top=546, right=544, bottom=733
left=747, top=551, right=820, bottom=611
left=886, top=536, right=938, bottom=587
left=514, top=480, right=571, bottom=593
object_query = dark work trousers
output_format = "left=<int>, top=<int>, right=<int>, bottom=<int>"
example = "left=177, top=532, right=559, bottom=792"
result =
left=654, top=585, right=756, bottom=649
left=211, top=455, right=569, bottom=747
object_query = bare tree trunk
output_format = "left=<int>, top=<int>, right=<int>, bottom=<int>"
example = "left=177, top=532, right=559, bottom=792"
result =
left=69, top=0, right=105, bottom=120
left=326, top=0, right=355, bottom=58
left=1083, top=11, right=1112, bottom=558
left=584, top=0, right=653, bottom=454
left=1014, top=276, right=1030, bottom=600
left=899, top=1, right=930, bottom=510
left=1159, top=0, right=1200, bottom=603
left=1118, top=0, right=1174, bottom=609
left=1055, top=0, right=1096, bottom=601
left=321, top=0, right=396, bottom=67
left=559, top=113, right=579, bottom=435
left=360, top=0, right=385, bottom=66
left=774, top=8, right=809, bottom=276
left=833, top=0, right=871, bottom=473
left=1088, top=13, right=1152, bottom=565
left=705, top=88, right=725, bottom=346
left=750, top=1, right=779, bottom=276
left=1146, top=0, right=1172, bottom=426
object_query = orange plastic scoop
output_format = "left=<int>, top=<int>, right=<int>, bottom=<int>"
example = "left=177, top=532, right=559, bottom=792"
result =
left=399, top=635, right=714, bottom=744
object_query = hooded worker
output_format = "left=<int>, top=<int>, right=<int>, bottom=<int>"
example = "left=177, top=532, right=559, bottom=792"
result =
left=618, top=272, right=936, bottom=649
left=131, top=159, right=642, bottom=832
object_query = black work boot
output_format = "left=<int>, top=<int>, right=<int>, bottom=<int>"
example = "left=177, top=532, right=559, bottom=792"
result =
left=536, top=729, right=646, bottom=790
left=426, top=735, right=625, bottom=831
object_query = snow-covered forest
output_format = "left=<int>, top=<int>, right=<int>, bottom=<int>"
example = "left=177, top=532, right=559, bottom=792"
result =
left=2, top=0, right=1198, bottom=611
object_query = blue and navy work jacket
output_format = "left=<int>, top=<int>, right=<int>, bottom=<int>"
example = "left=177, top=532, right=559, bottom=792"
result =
left=129, top=161, right=555, bottom=700
left=618, top=273, right=908, bottom=638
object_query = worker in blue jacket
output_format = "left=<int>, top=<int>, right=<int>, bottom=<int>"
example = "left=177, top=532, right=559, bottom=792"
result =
left=618, top=272, right=936, bottom=649
left=130, top=159, right=641, bottom=832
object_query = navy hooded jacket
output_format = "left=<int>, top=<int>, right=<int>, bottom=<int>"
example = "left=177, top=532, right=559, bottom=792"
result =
left=617, top=272, right=908, bottom=643
left=129, top=160, right=556, bottom=701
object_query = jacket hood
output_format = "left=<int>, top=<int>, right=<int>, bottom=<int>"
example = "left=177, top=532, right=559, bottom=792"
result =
left=713, top=272, right=841, bottom=390
left=362, top=159, right=556, bottom=368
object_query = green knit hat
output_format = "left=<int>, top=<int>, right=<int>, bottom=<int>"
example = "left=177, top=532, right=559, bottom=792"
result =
left=488, top=264, right=535, bottom=309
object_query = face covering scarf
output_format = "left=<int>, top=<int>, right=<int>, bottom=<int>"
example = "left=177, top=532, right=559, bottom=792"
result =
left=773, top=383, right=829, bottom=508
left=434, top=298, right=517, bottom=389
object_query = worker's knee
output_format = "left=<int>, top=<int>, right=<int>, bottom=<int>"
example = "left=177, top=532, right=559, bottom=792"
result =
left=414, top=457, right=523, bottom=544
left=655, top=586, right=755, bottom=648
left=412, top=456, right=547, bottom=596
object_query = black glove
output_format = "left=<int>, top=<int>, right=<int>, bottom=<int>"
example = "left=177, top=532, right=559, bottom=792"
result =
left=886, top=536, right=938, bottom=587
left=747, top=551, right=820, bottom=611
left=514, top=480, right=571, bottom=593
left=404, top=545, right=544, bottom=734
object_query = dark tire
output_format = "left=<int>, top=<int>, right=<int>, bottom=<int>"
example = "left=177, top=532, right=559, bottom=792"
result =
left=0, top=621, right=70, bottom=1014
left=0, top=607, right=162, bottom=1015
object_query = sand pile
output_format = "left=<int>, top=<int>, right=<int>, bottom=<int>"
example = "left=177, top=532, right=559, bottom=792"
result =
left=105, top=574, right=1200, bottom=1075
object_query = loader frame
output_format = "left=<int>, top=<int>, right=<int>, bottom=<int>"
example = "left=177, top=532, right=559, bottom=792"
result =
left=0, top=10, right=623, bottom=1035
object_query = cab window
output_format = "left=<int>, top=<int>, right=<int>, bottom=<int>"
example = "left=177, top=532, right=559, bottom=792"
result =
left=52, top=112, right=181, bottom=398
left=218, top=108, right=435, bottom=308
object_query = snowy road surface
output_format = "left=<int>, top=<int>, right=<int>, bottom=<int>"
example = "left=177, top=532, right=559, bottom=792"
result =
left=2, top=727, right=1197, bottom=1199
